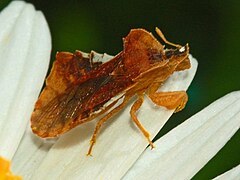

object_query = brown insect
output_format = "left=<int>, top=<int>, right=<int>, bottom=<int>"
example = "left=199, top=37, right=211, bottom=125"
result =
left=31, top=28, right=191, bottom=155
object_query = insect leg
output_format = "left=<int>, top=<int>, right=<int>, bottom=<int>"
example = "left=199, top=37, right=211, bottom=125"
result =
left=87, top=95, right=131, bottom=156
left=130, top=93, right=155, bottom=149
left=148, top=91, right=188, bottom=112
left=155, top=27, right=182, bottom=48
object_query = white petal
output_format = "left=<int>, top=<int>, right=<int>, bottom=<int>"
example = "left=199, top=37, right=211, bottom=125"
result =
left=12, top=125, right=53, bottom=179
left=123, top=91, right=240, bottom=180
left=0, top=1, right=51, bottom=159
left=28, top=56, right=197, bottom=180
left=213, top=164, right=240, bottom=180
left=11, top=10, right=52, bottom=177
left=0, top=1, right=25, bottom=46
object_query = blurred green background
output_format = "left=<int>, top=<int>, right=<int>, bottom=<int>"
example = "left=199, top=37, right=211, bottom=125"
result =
left=1, top=0, right=239, bottom=179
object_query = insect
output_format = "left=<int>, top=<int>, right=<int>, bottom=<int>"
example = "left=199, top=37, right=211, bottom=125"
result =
left=31, top=27, right=191, bottom=155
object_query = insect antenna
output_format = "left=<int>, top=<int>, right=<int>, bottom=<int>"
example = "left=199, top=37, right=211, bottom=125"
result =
left=155, top=27, right=182, bottom=48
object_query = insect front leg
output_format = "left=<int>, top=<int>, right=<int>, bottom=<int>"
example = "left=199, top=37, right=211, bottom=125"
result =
left=87, top=95, right=131, bottom=156
left=130, top=92, right=155, bottom=149
left=148, top=91, right=188, bottom=112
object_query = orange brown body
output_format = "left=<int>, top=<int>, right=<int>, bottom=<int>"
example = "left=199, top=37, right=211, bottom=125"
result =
left=31, top=28, right=191, bottom=155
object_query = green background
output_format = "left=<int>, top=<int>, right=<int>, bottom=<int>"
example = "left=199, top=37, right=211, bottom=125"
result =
left=1, top=0, right=239, bottom=179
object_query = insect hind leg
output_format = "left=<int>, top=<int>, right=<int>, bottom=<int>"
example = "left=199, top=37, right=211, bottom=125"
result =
left=87, top=95, right=131, bottom=156
left=130, top=93, right=155, bottom=149
left=155, top=27, right=182, bottom=48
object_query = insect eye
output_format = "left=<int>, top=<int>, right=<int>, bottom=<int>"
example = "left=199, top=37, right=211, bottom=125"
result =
left=165, top=50, right=173, bottom=59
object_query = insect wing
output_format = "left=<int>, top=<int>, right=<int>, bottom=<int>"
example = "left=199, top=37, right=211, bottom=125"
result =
left=31, top=51, right=108, bottom=137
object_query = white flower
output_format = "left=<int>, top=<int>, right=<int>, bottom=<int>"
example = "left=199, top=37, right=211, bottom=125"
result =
left=0, top=1, right=239, bottom=180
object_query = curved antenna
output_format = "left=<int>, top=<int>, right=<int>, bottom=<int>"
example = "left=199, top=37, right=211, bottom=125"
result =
left=155, top=27, right=182, bottom=48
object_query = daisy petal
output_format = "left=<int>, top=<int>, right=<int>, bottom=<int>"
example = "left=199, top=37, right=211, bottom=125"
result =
left=12, top=126, right=53, bottom=179
left=213, top=164, right=240, bottom=180
left=123, top=91, right=240, bottom=180
left=0, top=1, right=51, bottom=159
